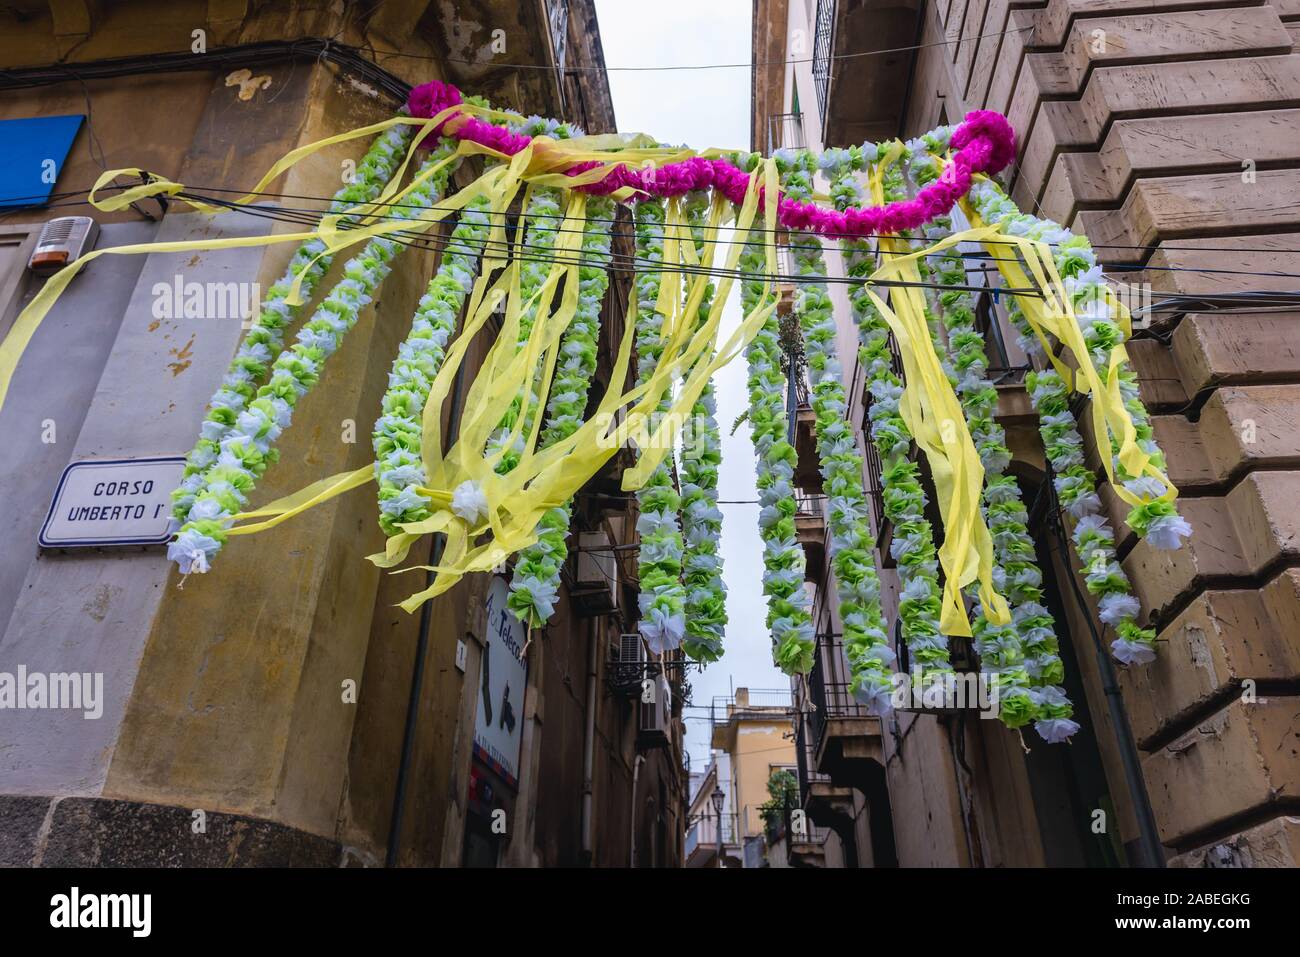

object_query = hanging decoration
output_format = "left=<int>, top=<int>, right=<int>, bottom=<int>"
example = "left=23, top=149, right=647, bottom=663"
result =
left=838, top=149, right=954, bottom=675
left=170, top=140, right=461, bottom=575
left=959, top=173, right=1188, bottom=667
left=737, top=189, right=816, bottom=676
left=678, top=190, right=728, bottom=663
left=908, top=146, right=1068, bottom=738
left=631, top=197, right=689, bottom=656
left=506, top=193, right=615, bottom=627
left=781, top=149, right=893, bottom=710
left=0, top=77, right=1193, bottom=743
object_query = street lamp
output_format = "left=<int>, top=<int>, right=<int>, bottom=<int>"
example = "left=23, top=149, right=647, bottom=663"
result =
left=711, top=784, right=725, bottom=869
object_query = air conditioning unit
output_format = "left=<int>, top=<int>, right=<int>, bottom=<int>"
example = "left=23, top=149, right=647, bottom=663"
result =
left=572, top=529, right=618, bottom=616
left=29, top=216, right=98, bottom=274
left=608, top=632, right=644, bottom=693
left=638, top=672, right=672, bottom=748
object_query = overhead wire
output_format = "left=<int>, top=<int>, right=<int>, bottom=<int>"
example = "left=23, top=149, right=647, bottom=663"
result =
left=10, top=177, right=1300, bottom=269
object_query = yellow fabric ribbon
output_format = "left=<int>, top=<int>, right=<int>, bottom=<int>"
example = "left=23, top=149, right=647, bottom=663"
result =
left=960, top=187, right=1176, bottom=509
left=866, top=146, right=1010, bottom=636
left=5, top=99, right=1161, bottom=628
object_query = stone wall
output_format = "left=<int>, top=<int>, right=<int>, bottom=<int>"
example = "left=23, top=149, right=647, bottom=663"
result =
left=923, top=0, right=1300, bottom=862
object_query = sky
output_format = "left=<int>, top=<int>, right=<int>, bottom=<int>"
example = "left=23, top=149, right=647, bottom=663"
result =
left=593, top=0, right=786, bottom=772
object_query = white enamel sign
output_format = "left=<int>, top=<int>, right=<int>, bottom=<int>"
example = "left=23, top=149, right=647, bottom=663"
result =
left=473, top=575, right=528, bottom=788
left=39, top=457, right=186, bottom=547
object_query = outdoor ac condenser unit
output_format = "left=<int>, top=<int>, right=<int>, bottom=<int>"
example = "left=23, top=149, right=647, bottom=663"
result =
left=637, top=672, right=671, bottom=747
left=610, top=632, right=645, bottom=693
left=573, top=529, right=618, bottom=615
left=29, top=216, right=98, bottom=274
left=617, top=632, right=644, bottom=666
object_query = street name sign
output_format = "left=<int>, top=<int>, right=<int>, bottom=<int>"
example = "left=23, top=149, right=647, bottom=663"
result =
left=39, top=456, right=185, bottom=547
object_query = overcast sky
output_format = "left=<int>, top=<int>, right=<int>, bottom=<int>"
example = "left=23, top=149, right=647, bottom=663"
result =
left=593, top=0, right=786, bottom=772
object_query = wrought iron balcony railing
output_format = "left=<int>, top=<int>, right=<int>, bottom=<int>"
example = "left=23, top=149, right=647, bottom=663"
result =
left=806, top=631, right=876, bottom=759
left=812, top=0, right=836, bottom=128
left=767, top=112, right=807, bottom=153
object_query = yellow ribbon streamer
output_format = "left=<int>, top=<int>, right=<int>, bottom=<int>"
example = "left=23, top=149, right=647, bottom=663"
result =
left=866, top=147, right=1010, bottom=636
left=960, top=188, right=1176, bottom=508
left=4, top=100, right=1171, bottom=627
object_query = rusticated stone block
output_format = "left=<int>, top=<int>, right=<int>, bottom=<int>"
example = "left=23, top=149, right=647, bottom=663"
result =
left=1228, top=470, right=1300, bottom=571
left=1127, top=337, right=1188, bottom=411
left=1143, top=696, right=1300, bottom=849
left=1029, top=0, right=1261, bottom=50
left=1026, top=8, right=1292, bottom=99
left=1168, top=814, right=1300, bottom=867
left=1137, top=385, right=1300, bottom=490
left=32, top=796, right=343, bottom=867
left=1126, top=234, right=1300, bottom=300
left=1123, top=471, right=1300, bottom=621
left=1172, top=313, right=1300, bottom=397
left=1150, top=415, right=1212, bottom=489
left=1195, top=385, right=1300, bottom=483
left=0, top=795, right=51, bottom=867
left=1075, top=168, right=1300, bottom=266
left=1121, top=496, right=1244, bottom=622
left=1120, top=569, right=1300, bottom=748
left=1037, top=109, right=1300, bottom=223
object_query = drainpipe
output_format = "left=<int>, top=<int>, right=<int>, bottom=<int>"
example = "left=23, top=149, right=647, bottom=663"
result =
left=581, top=616, right=599, bottom=860
left=629, top=754, right=645, bottom=867
left=1042, top=459, right=1165, bottom=868
left=385, top=357, right=468, bottom=867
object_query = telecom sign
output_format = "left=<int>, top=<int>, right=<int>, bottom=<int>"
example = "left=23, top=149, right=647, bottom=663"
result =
left=39, top=457, right=185, bottom=547
left=473, top=575, right=528, bottom=789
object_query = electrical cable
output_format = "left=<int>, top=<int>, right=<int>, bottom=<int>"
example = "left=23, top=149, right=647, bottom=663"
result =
left=163, top=188, right=1048, bottom=296
left=12, top=178, right=1300, bottom=272
left=403, top=24, right=1038, bottom=72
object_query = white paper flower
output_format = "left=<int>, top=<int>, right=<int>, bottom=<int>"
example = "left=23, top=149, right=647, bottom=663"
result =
left=1145, top=513, right=1192, bottom=550
left=168, top=528, right=221, bottom=575
left=451, top=480, right=489, bottom=525
left=1034, top=718, right=1081, bottom=743
left=852, top=676, right=896, bottom=716
left=639, top=606, right=685, bottom=655
left=510, top=574, right=558, bottom=623
left=1098, top=592, right=1141, bottom=626
left=1111, top=637, right=1157, bottom=666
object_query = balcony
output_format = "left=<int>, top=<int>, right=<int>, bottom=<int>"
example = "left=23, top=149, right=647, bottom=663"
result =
left=795, top=490, right=826, bottom=584
left=684, top=811, right=743, bottom=868
left=788, top=366, right=823, bottom=494
left=766, top=112, right=806, bottom=154
left=802, top=632, right=898, bottom=866
left=789, top=824, right=833, bottom=868
left=813, top=0, right=925, bottom=147
left=709, top=688, right=794, bottom=752
left=806, top=633, right=884, bottom=788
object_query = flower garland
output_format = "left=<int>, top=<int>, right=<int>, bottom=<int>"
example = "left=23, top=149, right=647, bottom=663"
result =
left=677, top=191, right=727, bottom=663
left=631, top=198, right=688, bottom=656
left=779, top=149, right=893, bottom=711
left=485, top=116, right=583, bottom=479
left=1027, top=369, right=1155, bottom=668
left=485, top=186, right=565, bottom=477
left=966, top=179, right=1191, bottom=551
left=906, top=148, right=1058, bottom=734
left=373, top=188, right=495, bottom=536
left=505, top=194, right=616, bottom=627
left=831, top=149, right=951, bottom=676
left=170, top=123, right=416, bottom=522
left=966, top=178, right=1177, bottom=666
left=404, top=80, right=1017, bottom=242
left=733, top=157, right=814, bottom=675
left=167, top=140, right=459, bottom=574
